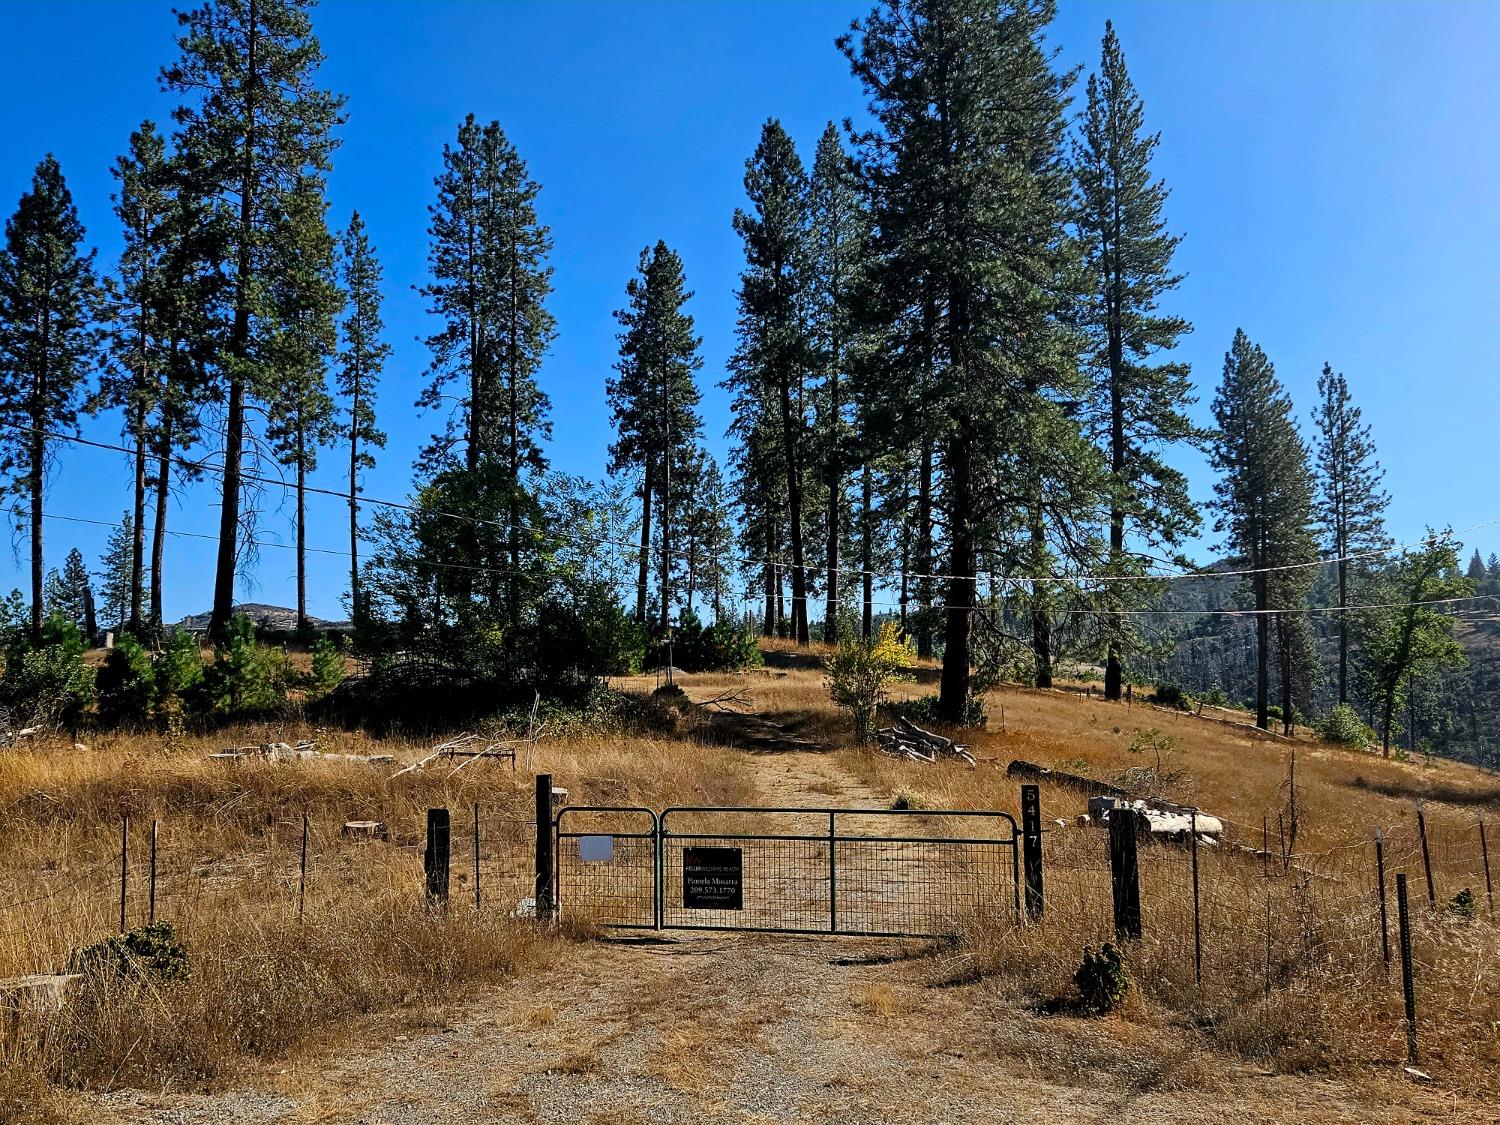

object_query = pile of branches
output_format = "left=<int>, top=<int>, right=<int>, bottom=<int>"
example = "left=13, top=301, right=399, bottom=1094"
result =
left=873, top=716, right=976, bottom=766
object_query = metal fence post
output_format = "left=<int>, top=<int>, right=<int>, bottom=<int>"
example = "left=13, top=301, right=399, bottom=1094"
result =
left=473, top=801, right=482, bottom=912
left=148, top=818, right=158, bottom=925
left=1479, top=815, right=1494, bottom=919
left=1108, top=803, right=1141, bottom=940
left=1375, top=828, right=1390, bottom=973
left=298, top=812, right=309, bottom=923
left=1415, top=799, right=1436, bottom=908
left=1021, top=784, right=1043, bottom=920
left=534, top=775, right=555, bottom=923
left=1396, top=872, right=1418, bottom=1065
left=119, top=814, right=129, bottom=933
left=425, top=807, right=451, bottom=911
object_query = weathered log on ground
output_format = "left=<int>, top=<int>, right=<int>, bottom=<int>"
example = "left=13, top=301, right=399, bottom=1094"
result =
left=1007, top=759, right=1126, bottom=797
left=873, top=717, right=976, bottom=766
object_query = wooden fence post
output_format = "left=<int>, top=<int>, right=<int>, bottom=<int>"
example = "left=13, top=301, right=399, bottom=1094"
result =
left=535, top=775, right=555, bottom=924
left=1478, top=815, right=1494, bottom=919
left=119, top=814, right=129, bottom=933
left=1375, top=828, right=1390, bottom=973
left=1108, top=803, right=1142, bottom=940
left=1396, top=872, right=1418, bottom=1066
left=1190, top=809, right=1202, bottom=986
left=425, top=808, right=451, bottom=911
left=1021, top=784, right=1043, bottom=920
left=148, top=819, right=158, bottom=925
left=1415, top=800, right=1436, bottom=908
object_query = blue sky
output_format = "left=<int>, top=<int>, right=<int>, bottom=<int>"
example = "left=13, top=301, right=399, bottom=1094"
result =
left=1, top=0, right=1497, bottom=621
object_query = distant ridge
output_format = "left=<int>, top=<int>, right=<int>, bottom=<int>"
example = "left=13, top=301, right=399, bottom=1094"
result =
left=176, top=603, right=351, bottom=633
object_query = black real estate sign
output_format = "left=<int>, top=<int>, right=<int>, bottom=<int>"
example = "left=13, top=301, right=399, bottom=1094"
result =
left=682, top=846, right=743, bottom=910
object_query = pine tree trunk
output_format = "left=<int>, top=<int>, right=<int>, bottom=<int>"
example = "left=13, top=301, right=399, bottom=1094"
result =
left=348, top=382, right=361, bottom=627
left=150, top=411, right=172, bottom=630
left=295, top=423, right=307, bottom=633
left=938, top=427, right=973, bottom=721
left=635, top=460, right=653, bottom=625
left=29, top=421, right=44, bottom=644
left=761, top=528, right=774, bottom=638
left=1336, top=557, right=1349, bottom=704
left=778, top=375, right=809, bottom=645
left=659, top=451, right=671, bottom=634
left=210, top=0, right=257, bottom=643
left=823, top=366, right=840, bottom=644
left=506, top=243, right=522, bottom=633
left=915, top=439, right=934, bottom=659
left=1029, top=503, right=1052, bottom=689
left=128, top=399, right=148, bottom=636
left=860, top=465, right=873, bottom=640
left=1254, top=572, right=1270, bottom=730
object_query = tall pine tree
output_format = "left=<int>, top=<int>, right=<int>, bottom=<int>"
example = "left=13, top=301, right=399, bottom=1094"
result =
left=1311, top=361, right=1389, bottom=703
left=843, top=0, right=1080, bottom=718
left=1073, top=21, right=1198, bottom=701
left=1210, top=329, right=1317, bottom=729
left=162, top=0, right=344, bottom=640
left=606, top=241, right=703, bottom=629
left=729, top=120, right=813, bottom=646
left=337, top=211, right=389, bottom=627
left=0, top=156, right=99, bottom=641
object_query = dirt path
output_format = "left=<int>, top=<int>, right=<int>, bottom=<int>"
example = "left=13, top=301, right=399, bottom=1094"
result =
left=85, top=747, right=1477, bottom=1125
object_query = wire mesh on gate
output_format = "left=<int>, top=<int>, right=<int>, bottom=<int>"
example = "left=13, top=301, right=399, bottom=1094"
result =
left=554, top=807, right=659, bottom=928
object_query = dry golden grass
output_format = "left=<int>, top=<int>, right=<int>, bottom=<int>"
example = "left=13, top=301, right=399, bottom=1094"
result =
left=3, top=653, right=1498, bottom=1119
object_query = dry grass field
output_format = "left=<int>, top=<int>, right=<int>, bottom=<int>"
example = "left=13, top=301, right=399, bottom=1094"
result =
left=2, top=651, right=1497, bottom=1123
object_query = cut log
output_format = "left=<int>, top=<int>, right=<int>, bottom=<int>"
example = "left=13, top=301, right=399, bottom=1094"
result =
left=341, top=820, right=388, bottom=840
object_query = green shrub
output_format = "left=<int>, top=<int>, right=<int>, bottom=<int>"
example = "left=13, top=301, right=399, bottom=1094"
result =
left=1198, top=684, right=1229, bottom=708
left=1150, top=683, right=1190, bottom=710
left=0, top=612, right=94, bottom=729
left=529, top=581, right=647, bottom=681
left=195, top=614, right=283, bottom=718
left=309, top=635, right=347, bottom=694
left=156, top=629, right=204, bottom=714
left=826, top=622, right=914, bottom=742
left=1315, top=703, right=1373, bottom=747
left=666, top=610, right=761, bottom=673
left=95, top=636, right=156, bottom=727
left=1074, top=943, right=1129, bottom=1014
left=1447, top=887, right=1479, bottom=920
left=73, top=921, right=189, bottom=982
left=886, top=692, right=987, bottom=728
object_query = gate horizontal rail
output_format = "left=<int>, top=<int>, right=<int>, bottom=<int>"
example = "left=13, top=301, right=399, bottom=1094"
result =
left=555, top=803, right=1020, bottom=939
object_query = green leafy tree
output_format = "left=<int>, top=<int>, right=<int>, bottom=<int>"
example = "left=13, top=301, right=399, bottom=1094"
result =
left=842, top=0, right=1081, bottom=718
left=1073, top=21, right=1198, bottom=701
left=606, top=241, right=704, bottom=628
left=1311, top=362, right=1389, bottom=703
left=263, top=177, right=340, bottom=633
left=1360, top=534, right=1472, bottom=756
left=162, top=0, right=345, bottom=640
left=1210, top=330, right=1318, bottom=729
left=0, top=156, right=100, bottom=642
left=418, top=114, right=555, bottom=631
left=728, top=119, right=813, bottom=646
left=337, top=211, right=390, bottom=625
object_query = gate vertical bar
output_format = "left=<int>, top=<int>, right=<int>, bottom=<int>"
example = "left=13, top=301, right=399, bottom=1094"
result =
left=534, top=776, right=554, bottom=924
left=828, top=810, right=837, bottom=933
left=1021, top=785, right=1043, bottom=920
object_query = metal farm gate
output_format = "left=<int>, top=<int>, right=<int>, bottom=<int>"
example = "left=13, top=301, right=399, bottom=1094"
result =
left=554, top=804, right=1020, bottom=938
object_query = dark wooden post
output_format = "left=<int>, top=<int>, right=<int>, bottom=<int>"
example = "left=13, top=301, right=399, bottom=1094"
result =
left=1415, top=800, right=1436, bottom=908
left=1190, top=809, right=1202, bottom=986
left=119, top=814, right=129, bottom=933
left=425, top=808, right=451, bottom=911
left=298, top=812, right=309, bottom=923
left=473, top=801, right=482, bottom=912
left=1396, top=872, right=1418, bottom=1065
left=534, top=775, right=555, bottom=923
left=1480, top=815, right=1494, bottom=918
left=148, top=819, right=158, bottom=925
left=1020, top=784, right=1043, bottom=920
left=1108, top=803, right=1142, bottom=940
left=1375, top=828, right=1390, bottom=973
